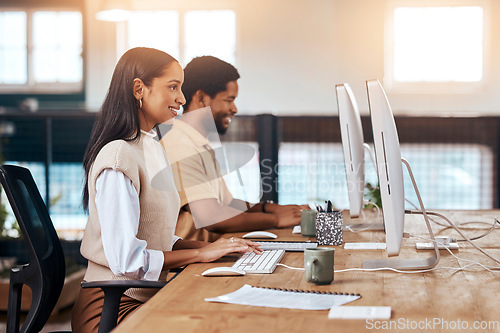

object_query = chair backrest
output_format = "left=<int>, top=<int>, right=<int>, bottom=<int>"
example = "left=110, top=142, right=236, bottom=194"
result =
left=0, top=165, right=66, bottom=333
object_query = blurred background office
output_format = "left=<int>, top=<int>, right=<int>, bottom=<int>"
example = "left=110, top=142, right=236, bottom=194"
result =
left=1, top=0, right=499, bottom=240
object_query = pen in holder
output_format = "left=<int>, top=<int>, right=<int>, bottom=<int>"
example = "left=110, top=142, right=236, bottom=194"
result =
left=315, top=211, right=343, bottom=245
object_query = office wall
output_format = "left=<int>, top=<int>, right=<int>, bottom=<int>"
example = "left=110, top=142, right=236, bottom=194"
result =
left=84, top=0, right=500, bottom=116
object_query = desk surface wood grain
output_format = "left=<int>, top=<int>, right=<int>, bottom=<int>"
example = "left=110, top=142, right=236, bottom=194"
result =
left=114, top=210, right=500, bottom=333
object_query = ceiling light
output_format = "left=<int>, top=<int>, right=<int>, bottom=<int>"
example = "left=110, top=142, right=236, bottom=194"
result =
left=96, top=0, right=132, bottom=22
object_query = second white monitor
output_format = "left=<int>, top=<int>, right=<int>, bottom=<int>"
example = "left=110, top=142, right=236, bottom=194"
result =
left=336, top=83, right=365, bottom=218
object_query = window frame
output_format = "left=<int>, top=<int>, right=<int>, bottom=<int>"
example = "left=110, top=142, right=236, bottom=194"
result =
left=116, top=4, right=239, bottom=67
left=0, top=3, right=85, bottom=104
left=384, top=0, right=491, bottom=94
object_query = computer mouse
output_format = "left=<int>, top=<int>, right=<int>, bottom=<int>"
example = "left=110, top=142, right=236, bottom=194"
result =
left=242, top=231, right=278, bottom=239
left=201, top=266, right=246, bottom=277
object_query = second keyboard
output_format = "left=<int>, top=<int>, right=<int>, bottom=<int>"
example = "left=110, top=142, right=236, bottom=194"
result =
left=256, top=241, right=318, bottom=252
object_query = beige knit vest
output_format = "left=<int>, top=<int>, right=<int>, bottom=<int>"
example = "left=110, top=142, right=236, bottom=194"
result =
left=81, top=133, right=180, bottom=302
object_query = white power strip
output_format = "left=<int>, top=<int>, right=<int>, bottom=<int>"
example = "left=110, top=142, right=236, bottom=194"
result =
left=416, top=242, right=459, bottom=250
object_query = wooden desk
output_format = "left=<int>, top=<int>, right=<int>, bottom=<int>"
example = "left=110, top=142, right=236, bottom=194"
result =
left=114, top=210, right=500, bottom=332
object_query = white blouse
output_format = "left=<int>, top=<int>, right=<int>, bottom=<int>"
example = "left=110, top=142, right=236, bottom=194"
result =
left=95, top=169, right=181, bottom=281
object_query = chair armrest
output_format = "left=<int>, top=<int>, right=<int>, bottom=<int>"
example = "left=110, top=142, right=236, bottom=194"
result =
left=11, top=263, right=29, bottom=273
left=80, top=280, right=167, bottom=333
left=81, top=280, right=167, bottom=289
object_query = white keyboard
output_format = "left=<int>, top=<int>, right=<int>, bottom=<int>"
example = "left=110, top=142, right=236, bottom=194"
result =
left=232, top=250, right=285, bottom=274
left=256, top=241, right=318, bottom=252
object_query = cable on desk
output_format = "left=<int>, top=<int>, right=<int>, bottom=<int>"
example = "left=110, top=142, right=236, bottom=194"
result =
left=409, top=233, right=500, bottom=273
left=407, top=210, right=500, bottom=265
left=277, top=261, right=500, bottom=275
left=438, top=218, right=499, bottom=242
left=277, top=263, right=304, bottom=271
left=276, top=231, right=500, bottom=274
left=405, top=198, right=500, bottom=234
left=334, top=263, right=500, bottom=274
left=362, top=200, right=381, bottom=219
left=343, top=200, right=381, bottom=233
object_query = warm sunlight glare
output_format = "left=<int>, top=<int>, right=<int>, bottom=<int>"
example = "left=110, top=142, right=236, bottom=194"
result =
left=393, top=6, right=483, bottom=82
left=128, top=11, right=180, bottom=60
left=184, top=10, right=236, bottom=65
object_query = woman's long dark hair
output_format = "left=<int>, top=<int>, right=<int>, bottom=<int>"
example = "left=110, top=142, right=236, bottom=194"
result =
left=83, top=47, right=176, bottom=211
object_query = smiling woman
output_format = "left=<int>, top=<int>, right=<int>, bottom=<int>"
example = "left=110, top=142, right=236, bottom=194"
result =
left=73, top=48, right=260, bottom=332
left=132, top=61, right=185, bottom=131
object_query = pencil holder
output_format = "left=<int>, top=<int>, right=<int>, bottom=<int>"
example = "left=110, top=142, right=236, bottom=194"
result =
left=315, top=211, right=343, bottom=245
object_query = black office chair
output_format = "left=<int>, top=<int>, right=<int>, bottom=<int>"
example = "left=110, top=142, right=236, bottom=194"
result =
left=0, top=165, right=166, bottom=333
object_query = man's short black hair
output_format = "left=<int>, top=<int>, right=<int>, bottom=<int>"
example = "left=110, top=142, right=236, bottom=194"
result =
left=182, top=56, right=240, bottom=110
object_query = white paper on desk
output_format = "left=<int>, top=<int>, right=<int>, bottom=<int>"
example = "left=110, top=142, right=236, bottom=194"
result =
left=292, top=225, right=301, bottom=234
left=205, top=284, right=361, bottom=310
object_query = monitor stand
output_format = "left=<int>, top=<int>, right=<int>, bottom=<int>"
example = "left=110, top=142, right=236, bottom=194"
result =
left=362, top=158, right=440, bottom=270
left=344, top=143, right=384, bottom=231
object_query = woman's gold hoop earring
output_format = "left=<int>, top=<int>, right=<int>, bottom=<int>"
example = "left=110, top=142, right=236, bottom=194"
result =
left=138, top=99, right=143, bottom=109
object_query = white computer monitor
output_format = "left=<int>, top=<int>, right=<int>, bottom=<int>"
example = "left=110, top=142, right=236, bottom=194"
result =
left=364, top=79, right=439, bottom=270
left=336, top=83, right=365, bottom=218
left=366, top=80, right=405, bottom=256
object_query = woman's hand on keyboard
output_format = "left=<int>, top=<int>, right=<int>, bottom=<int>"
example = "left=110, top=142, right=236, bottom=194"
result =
left=198, top=237, right=263, bottom=263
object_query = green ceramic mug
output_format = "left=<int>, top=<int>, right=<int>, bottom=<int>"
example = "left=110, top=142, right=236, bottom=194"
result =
left=304, top=247, right=334, bottom=285
left=300, top=209, right=317, bottom=237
